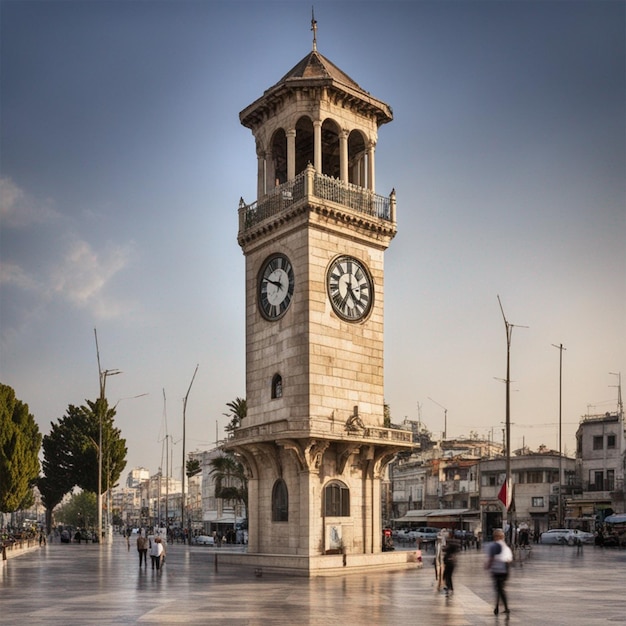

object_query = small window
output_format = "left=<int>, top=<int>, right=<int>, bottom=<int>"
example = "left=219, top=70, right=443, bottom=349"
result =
left=593, top=436, right=603, bottom=450
left=607, top=470, right=615, bottom=491
left=271, top=374, right=283, bottom=399
left=607, top=434, right=616, bottom=449
left=531, top=497, right=544, bottom=507
left=324, top=481, right=350, bottom=517
left=272, top=479, right=288, bottom=521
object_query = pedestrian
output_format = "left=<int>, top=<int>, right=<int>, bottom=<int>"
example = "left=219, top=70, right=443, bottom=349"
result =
left=485, top=529, right=513, bottom=615
left=137, top=532, right=148, bottom=567
left=443, top=537, right=460, bottom=595
left=151, top=536, right=164, bottom=571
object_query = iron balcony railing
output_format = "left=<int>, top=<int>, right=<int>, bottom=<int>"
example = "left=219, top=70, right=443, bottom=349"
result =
left=238, top=165, right=395, bottom=232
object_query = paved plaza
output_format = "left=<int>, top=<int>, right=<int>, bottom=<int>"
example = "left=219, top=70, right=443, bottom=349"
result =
left=1, top=536, right=625, bottom=625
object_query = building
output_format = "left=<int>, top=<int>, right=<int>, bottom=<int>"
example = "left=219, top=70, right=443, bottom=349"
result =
left=126, top=467, right=150, bottom=489
left=223, top=27, right=414, bottom=575
left=480, top=453, right=577, bottom=539
left=567, top=408, right=626, bottom=528
left=390, top=437, right=501, bottom=532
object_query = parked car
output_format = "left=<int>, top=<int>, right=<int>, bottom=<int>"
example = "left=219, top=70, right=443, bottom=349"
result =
left=60, top=530, right=71, bottom=543
left=413, top=527, right=441, bottom=541
left=540, top=529, right=594, bottom=545
left=192, top=535, right=215, bottom=546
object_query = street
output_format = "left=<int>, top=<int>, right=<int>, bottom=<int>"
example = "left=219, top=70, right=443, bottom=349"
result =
left=1, top=536, right=625, bottom=625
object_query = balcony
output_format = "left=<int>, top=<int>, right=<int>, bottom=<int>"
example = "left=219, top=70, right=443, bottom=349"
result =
left=238, top=166, right=395, bottom=235
left=227, top=416, right=413, bottom=446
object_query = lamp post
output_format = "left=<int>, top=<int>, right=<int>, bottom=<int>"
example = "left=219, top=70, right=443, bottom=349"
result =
left=181, top=365, right=199, bottom=544
left=497, top=297, right=527, bottom=543
left=95, top=328, right=120, bottom=545
left=552, top=343, right=566, bottom=528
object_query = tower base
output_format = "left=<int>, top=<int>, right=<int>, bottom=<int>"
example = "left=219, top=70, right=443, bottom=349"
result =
left=213, top=549, right=422, bottom=578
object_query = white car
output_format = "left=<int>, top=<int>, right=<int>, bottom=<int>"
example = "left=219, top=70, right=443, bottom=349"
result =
left=192, top=535, right=215, bottom=546
left=540, top=529, right=594, bottom=545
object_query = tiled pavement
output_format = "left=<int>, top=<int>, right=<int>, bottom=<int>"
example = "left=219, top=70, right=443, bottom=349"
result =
left=1, top=536, right=625, bottom=625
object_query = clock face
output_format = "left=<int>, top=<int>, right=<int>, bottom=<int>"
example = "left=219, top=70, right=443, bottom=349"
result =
left=327, top=255, right=373, bottom=321
left=258, top=253, right=295, bottom=320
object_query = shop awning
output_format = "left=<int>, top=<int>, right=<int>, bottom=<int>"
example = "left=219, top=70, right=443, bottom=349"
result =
left=394, top=509, right=478, bottom=524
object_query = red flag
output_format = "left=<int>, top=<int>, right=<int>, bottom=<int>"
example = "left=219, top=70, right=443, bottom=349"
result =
left=498, top=479, right=512, bottom=510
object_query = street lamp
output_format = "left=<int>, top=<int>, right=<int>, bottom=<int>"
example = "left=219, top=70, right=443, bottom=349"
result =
left=497, top=297, right=527, bottom=543
left=95, top=327, right=121, bottom=546
left=552, top=343, right=566, bottom=528
left=97, top=367, right=121, bottom=544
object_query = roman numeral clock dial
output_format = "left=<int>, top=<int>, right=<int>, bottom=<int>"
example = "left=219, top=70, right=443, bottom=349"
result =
left=258, top=253, right=295, bottom=320
left=326, top=255, right=373, bottom=321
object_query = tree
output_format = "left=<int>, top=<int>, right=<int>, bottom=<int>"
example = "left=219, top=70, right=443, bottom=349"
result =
left=186, top=457, right=202, bottom=479
left=0, top=383, right=42, bottom=513
left=209, top=454, right=248, bottom=511
left=39, top=397, right=127, bottom=520
left=223, top=397, right=246, bottom=433
left=55, top=490, right=97, bottom=529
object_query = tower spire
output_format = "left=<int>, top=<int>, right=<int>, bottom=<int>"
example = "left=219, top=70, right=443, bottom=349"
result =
left=311, top=6, right=317, bottom=51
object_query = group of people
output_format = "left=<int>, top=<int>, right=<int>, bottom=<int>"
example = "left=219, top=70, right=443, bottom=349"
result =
left=440, top=528, right=513, bottom=615
left=135, top=532, right=166, bottom=570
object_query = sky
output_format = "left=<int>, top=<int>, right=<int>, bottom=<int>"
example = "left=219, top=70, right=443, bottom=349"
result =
left=1, top=1, right=624, bottom=482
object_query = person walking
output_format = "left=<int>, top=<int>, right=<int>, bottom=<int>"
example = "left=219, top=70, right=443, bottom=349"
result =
left=485, top=529, right=513, bottom=615
left=136, top=532, right=148, bottom=567
left=442, top=536, right=460, bottom=595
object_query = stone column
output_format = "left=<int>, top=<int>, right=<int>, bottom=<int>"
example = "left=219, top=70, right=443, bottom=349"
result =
left=367, top=140, right=376, bottom=192
left=287, top=129, right=296, bottom=181
left=313, top=120, right=322, bottom=173
left=256, top=149, right=266, bottom=199
left=340, top=129, right=349, bottom=183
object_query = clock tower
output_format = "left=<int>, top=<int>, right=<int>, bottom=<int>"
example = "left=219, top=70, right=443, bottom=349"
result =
left=224, top=33, right=414, bottom=574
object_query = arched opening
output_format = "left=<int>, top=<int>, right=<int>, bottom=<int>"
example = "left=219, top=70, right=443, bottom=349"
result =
left=271, top=128, right=287, bottom=186
left=324, top=480, right=350, bottom=517
left=347, top=130, right=367, bottom=187
left=271, top=373, right=283, bottom=399
left=321, top=118, right=340, bottom=179
left=272, top=479, right=289, bottom=522
left=295, top=116, right=314, bottom=177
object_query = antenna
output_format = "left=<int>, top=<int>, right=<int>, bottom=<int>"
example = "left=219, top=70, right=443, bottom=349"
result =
left=428, top=397, right=448, bottom=440
left=609, top=372, right=623, bottom=418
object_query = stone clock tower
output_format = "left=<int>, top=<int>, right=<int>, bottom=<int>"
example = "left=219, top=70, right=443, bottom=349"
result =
left=224, top=34, right=414, bottom=575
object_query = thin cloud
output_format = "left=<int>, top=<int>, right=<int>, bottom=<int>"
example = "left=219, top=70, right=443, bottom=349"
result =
left=0, top=262, right=39, bottom=291
left=48, top=238, right=134, bottom=315
left=0, top=176, right=60, bottom=228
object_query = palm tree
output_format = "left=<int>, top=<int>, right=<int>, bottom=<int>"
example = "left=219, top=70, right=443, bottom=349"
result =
left=223, top=397, right=247, bottom=433
left=209, top=454, right=248, bottom=511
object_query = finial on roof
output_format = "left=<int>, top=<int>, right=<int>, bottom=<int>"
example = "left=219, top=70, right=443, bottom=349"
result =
left=311, top=6, right=317, bottom=52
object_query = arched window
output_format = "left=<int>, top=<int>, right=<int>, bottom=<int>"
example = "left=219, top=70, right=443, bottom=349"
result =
left=295, top=116, right=314, bottom=177
left=271, top=128, right=287, bottom=185
left=271, top=373, right=282, bottom=399
left=272, top=479, right=288, bottom=521
left=324, top=481, right=350, bottom=517
left=321, top=118, right=340, bottom=179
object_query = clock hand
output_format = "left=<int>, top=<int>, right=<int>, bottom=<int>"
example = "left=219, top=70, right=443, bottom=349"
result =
left=264, top=278, right=283, bottom=290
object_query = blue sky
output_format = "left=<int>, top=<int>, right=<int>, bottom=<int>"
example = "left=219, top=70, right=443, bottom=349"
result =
left=1, top=1, right=624, bottom=479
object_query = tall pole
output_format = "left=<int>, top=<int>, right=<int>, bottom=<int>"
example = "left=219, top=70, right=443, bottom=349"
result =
left=94, top=329, right=120, bottom=545
left=552, top=343, right=566, bottom=528
left=498, top=297, right=527, bottom=543
left=181, top=364, right=199, bottom=543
